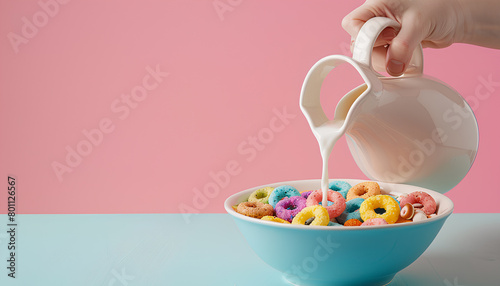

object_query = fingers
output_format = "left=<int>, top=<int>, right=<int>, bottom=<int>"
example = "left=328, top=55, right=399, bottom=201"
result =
left=372, top=46, right=389, bottom=73
left=343, top=3, right=399, bottom=55
left=375, top=27, right=398, bottom=47
left=386, top=15, right=426, bottom=76
left=343, top=2, right=427, bottom=77
left=342, top=4, right=376, bottom=40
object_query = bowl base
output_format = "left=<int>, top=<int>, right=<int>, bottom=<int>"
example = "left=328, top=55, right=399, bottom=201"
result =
left=283, top=273, right=395, bottom=286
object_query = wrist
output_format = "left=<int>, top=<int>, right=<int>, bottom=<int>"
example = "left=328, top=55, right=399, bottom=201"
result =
left=454, top=0, right=500, bottom=48
left=454, top=0, right=474, bottom=44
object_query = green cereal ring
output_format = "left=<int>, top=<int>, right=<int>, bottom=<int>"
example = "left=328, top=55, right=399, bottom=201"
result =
left=248, top=187, right=274, bottom=204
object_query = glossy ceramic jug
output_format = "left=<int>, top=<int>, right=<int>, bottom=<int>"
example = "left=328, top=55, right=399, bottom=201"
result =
left=300, top=17, right=479, bottom=193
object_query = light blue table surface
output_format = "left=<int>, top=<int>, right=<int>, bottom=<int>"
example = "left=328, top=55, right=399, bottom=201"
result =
left=0, top=213, right=499, bottom=286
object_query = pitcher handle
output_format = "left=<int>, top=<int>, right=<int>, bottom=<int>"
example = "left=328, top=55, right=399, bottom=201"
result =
left=352, top=17, right=423, bottom=77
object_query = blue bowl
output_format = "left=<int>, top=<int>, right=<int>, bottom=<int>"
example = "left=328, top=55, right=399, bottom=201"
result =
left=224, top=179, right=454, bottom=286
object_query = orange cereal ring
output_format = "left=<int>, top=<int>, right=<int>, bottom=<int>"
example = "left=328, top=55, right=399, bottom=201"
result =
left=236, top=202, right=273, bottom=219
left=346, top=182, right=381, bottom=201
left=344, top=219, right=362, bottom=226
left=261, top=216, right=291, bottom=224
left=232, top=205, right=238, bottom=212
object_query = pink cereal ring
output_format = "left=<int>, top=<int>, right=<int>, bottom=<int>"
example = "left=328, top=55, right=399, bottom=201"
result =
left=399, top=191, right=437, bottom=215
left=306, top=190, right=346, bottom=219
left=361, top=218, right=388, bottom=226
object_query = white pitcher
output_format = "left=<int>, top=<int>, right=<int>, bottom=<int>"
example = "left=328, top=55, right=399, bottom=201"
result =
left=300, top=17, right=479, bottom=193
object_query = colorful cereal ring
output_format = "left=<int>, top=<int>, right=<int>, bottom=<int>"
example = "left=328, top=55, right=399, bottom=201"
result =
left=344, top=219, right=363, bottom=226
left=329, top=180, right=352, bottom=199
left=361, top=218, right=388, bottom=226
left=275, top=196, right=307, bottom=222
left=336, top=197, right=364, bottom=224
left=236, top=201, right=274, bottom=219
left=400, top=203, right=415, bottom=220
left=261, top=216, right=290, bottom=224
left=346, top=182, right=381, bottom=201
left=399, top=191, right=437, bottom=215
left=306, top=190, right=346, bottom=219
left=388, top=195, right=400, bottom=207
left=248, top=187, right=274, bottom=204
left=318, top=201, right=334, bottom=207
left=292, top=205, right=329, bottom=226
left=300, top=190, right=313, bottom=199
left=268, top=185, right=301, bottom=208
left=360, top=195, right=400, bottom=224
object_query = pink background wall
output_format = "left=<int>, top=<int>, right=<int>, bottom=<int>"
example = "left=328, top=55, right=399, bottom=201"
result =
left=1, top=0, right=499, bottom=214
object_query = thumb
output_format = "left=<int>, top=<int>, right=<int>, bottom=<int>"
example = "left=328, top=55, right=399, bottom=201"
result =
left=386, top=20, right=425, bottom=76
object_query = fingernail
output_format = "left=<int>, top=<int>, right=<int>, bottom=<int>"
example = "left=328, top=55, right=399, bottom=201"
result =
left=388, top=60, right=405, bottom=75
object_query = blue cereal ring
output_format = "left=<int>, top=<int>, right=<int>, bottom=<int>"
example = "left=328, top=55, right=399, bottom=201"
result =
left=329, top=180, right=352, bottom=199
left=269, top=185, right=300, bottom=208
left=319, top=201, right=334, bottom=206
left=337, top=197, right=364, bottom=224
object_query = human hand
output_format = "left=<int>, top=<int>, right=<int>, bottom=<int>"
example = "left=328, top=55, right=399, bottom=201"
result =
left=342, top=0, right=466, bottom=76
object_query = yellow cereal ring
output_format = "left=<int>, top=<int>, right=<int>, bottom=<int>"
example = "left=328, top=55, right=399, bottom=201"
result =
left=292, top=205, right=329, bottom=226
left=360, top=195, right=400, bottom=224
left=261, top=216, right=291, bottom=224
left=346, top=182, right=381, bottom=201
left=248, top=187, right=274, bottom=204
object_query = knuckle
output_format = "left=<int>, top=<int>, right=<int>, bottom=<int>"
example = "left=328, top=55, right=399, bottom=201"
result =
left=341, top=16, right=350, bottom=31
left=392, top=37, right=411, bottom=51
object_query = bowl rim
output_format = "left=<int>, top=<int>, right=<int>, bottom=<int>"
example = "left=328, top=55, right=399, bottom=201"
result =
left=224, top=178, right=454, bottom=231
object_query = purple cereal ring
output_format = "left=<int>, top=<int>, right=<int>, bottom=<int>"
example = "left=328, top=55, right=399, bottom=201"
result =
left=399, top=191, right=437, bottom=215
left=276, top=196, right=307, bottom=222
left=361, top=218, right=388, bottom=226
left=301, top=191, right=313, bottom=199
